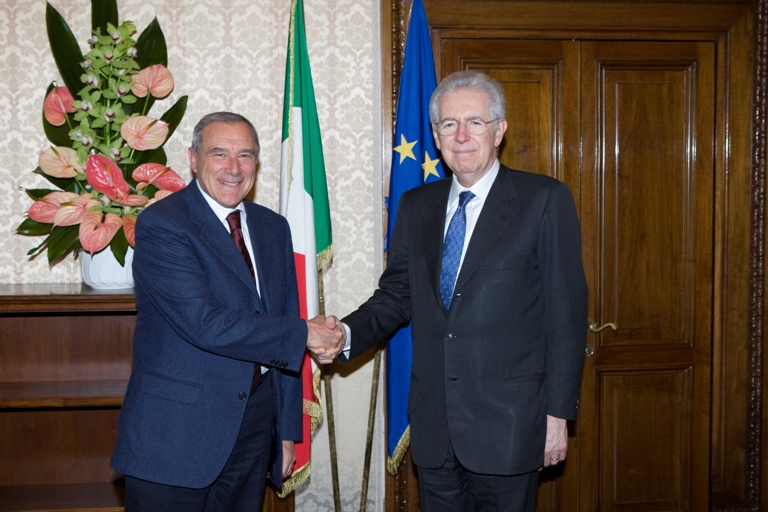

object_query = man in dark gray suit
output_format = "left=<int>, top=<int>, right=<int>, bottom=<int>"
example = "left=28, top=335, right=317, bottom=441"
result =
left=111, top=112, right=343, bottom=511
left=338, top=71, right=588, bottom=511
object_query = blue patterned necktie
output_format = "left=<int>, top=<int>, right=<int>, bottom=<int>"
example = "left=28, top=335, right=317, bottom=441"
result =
left=440, top=190, right=475, bottom=311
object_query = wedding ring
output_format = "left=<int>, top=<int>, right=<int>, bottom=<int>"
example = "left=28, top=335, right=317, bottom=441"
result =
left=551, top=456, right=559, bottom=461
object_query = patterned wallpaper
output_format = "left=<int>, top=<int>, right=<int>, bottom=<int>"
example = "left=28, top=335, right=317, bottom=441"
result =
left=0, top=0, right=385, bottom=510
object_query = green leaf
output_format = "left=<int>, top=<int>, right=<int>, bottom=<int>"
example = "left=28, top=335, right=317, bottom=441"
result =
left=42, top=83, right=75, bottom=147
left=161, top=95, right=188, bottom=141
left=24, top=188, right=59, bottom=200
left=16, top=218, right=53, bottom=236
left=27, top=235, right=52, bottom=256
left=46, top=225, right=80, bottom=264
left=134, top=95, right=188, bottom=165
left=135, top=17, right=168, bottom=68
left=46, top=2, right=85, bottom=94
left=92, top=0, right=119, bottom=35
left=32, top=168, right=82, bottom=193
left=134, top=147, right=168, bottom=167
left=109, top=228, right=129, bottom=266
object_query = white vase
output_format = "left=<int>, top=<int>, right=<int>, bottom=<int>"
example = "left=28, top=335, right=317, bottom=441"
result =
left=80, top=247, right=134, bottom=290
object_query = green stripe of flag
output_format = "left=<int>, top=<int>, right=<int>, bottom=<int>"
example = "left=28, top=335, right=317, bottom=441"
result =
left=282, top=0, right=332, bottom=266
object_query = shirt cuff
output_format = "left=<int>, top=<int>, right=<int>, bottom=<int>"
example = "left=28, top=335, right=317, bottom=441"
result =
left=342, top=322, right=352, bottom=358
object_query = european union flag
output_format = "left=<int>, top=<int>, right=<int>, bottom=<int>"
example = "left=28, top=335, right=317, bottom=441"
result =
left=385, top=0, right=443, bottom=475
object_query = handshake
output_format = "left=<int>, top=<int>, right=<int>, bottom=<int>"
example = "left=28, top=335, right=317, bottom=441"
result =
left=305, top=315, right=347, bottom=364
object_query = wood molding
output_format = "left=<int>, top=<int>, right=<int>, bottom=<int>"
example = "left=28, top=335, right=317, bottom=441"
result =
left=744, top=0, right=766, bottom=508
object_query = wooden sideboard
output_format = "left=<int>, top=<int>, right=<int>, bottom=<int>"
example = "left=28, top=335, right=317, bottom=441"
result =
left=0, top=284, right=292, bottom=512
left=0, top=284, right=135, bottom=511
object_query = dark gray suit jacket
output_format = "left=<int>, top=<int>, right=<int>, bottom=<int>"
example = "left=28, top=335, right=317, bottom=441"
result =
left=111, top=180, right=307, bottom=488
left=343, top=165, right=587, bottom=475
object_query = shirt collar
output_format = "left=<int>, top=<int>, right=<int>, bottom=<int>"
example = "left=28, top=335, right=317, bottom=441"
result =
left=448, top=159, right=500, bottom=206
left=196, top=180, right=245, bottom=225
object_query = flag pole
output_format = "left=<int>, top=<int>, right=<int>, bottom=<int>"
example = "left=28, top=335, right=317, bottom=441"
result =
left=318, top=274, right=342, bottom=512
left=358, top=348, right=381, bottom=512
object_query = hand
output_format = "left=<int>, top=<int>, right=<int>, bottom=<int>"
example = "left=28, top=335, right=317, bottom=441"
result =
left=282, top=440, right=296, bottom=478
left=541, top=415, right=567, bottom=469
left=306, top=315, right=345, bottom=363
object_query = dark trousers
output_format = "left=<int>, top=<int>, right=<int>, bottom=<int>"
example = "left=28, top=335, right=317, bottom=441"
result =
left=416, top=442, right=538, bottom=512
left=124, top=377, right=275, bottom=512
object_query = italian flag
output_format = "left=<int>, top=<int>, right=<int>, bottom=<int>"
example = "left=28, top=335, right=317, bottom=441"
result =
left=278, top=0, right=331, bottom=497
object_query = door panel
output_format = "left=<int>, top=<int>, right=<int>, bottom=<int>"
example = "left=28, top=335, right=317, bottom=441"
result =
left=600, top=370, right=690, bottom=510
left=581, top=41, right=714, bottom=511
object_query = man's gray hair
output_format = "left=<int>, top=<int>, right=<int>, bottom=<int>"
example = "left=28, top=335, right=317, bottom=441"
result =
left=429, top=70, right=507, bottom=127
left=191, top=112, right=260, bottom=156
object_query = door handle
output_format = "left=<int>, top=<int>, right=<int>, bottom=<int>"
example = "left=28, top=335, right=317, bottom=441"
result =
left=588, top=320, right=618, bottom=333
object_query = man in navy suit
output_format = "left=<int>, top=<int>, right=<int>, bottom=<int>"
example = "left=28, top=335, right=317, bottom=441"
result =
left=338, top=71, right=588, bottom=511
left=111, top=112, right=344, bottom=511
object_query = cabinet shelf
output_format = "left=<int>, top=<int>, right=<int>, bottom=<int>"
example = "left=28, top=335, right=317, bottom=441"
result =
left=0, top=284, right=135, bottom=314
left=0, top=482, right=124, bottom=511
left=0, top=380, right=128, bottom=408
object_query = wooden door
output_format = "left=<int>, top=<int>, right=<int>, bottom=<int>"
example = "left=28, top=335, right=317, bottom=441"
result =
left=440, top=38, right=715, bottom=511
left=579, top=40, right=715, bottom=512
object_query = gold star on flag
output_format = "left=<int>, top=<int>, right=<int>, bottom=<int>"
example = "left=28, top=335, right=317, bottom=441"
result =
left=393, top=134, right=417, bottom=164
left=422, top=152, right=441, bottom=180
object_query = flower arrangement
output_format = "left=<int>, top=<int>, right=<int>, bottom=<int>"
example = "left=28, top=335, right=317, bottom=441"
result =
left=16, top=0, right=188, bottom=266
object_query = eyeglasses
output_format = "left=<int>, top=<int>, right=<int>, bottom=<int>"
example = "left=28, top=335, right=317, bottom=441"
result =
left=435, top=117, right=498, bottom=136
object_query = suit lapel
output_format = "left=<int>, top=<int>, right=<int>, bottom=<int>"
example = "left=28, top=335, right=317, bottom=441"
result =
left=244, top=203, right=272, bottom=313
left=421, top=180, right=452, bottom=310
left=186, top=180, right=263, bottom=303
left=453, top=167, right=518, bottom=296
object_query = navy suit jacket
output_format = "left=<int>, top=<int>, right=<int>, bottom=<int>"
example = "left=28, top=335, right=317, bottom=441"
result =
left=111, top=179, right=307, bottom=488
left=343, top=166, right=588, bottom=475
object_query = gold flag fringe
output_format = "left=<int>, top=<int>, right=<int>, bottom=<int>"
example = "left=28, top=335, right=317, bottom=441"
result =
left=277, top=461, right=309, bottom=498
left=386, top=425, right=411, bottom=475
left=317, top=244, right=333, bottom=271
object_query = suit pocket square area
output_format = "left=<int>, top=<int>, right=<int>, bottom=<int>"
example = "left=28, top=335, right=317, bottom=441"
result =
left=139, top=372, right=203, bottom=405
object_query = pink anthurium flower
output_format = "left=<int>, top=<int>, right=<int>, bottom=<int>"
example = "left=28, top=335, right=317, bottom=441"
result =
left=27, top=191, right=79, bottom=224
left=122, top=214, right=137, bottom=246
left=43, top=86, right=76, bottom=126
left=79, top=211, right=122, bottom=254
left=132, top=162, right=186, bottom=192
left=112, top=194, right=149, bottom=207
left=121, top=116, right=169, bottom=151
left=38, top=146, right=83, bottom=178
left=52, top=194, right=100, bottom=226
left=85, top=154, right=130, bottom=201
left=131, top=64, right=174, bottom=98
left=147, top=189, right=173, bottom=206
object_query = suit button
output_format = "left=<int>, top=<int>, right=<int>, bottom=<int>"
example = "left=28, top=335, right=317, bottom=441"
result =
left=238, top=392, right=247, bottom=400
